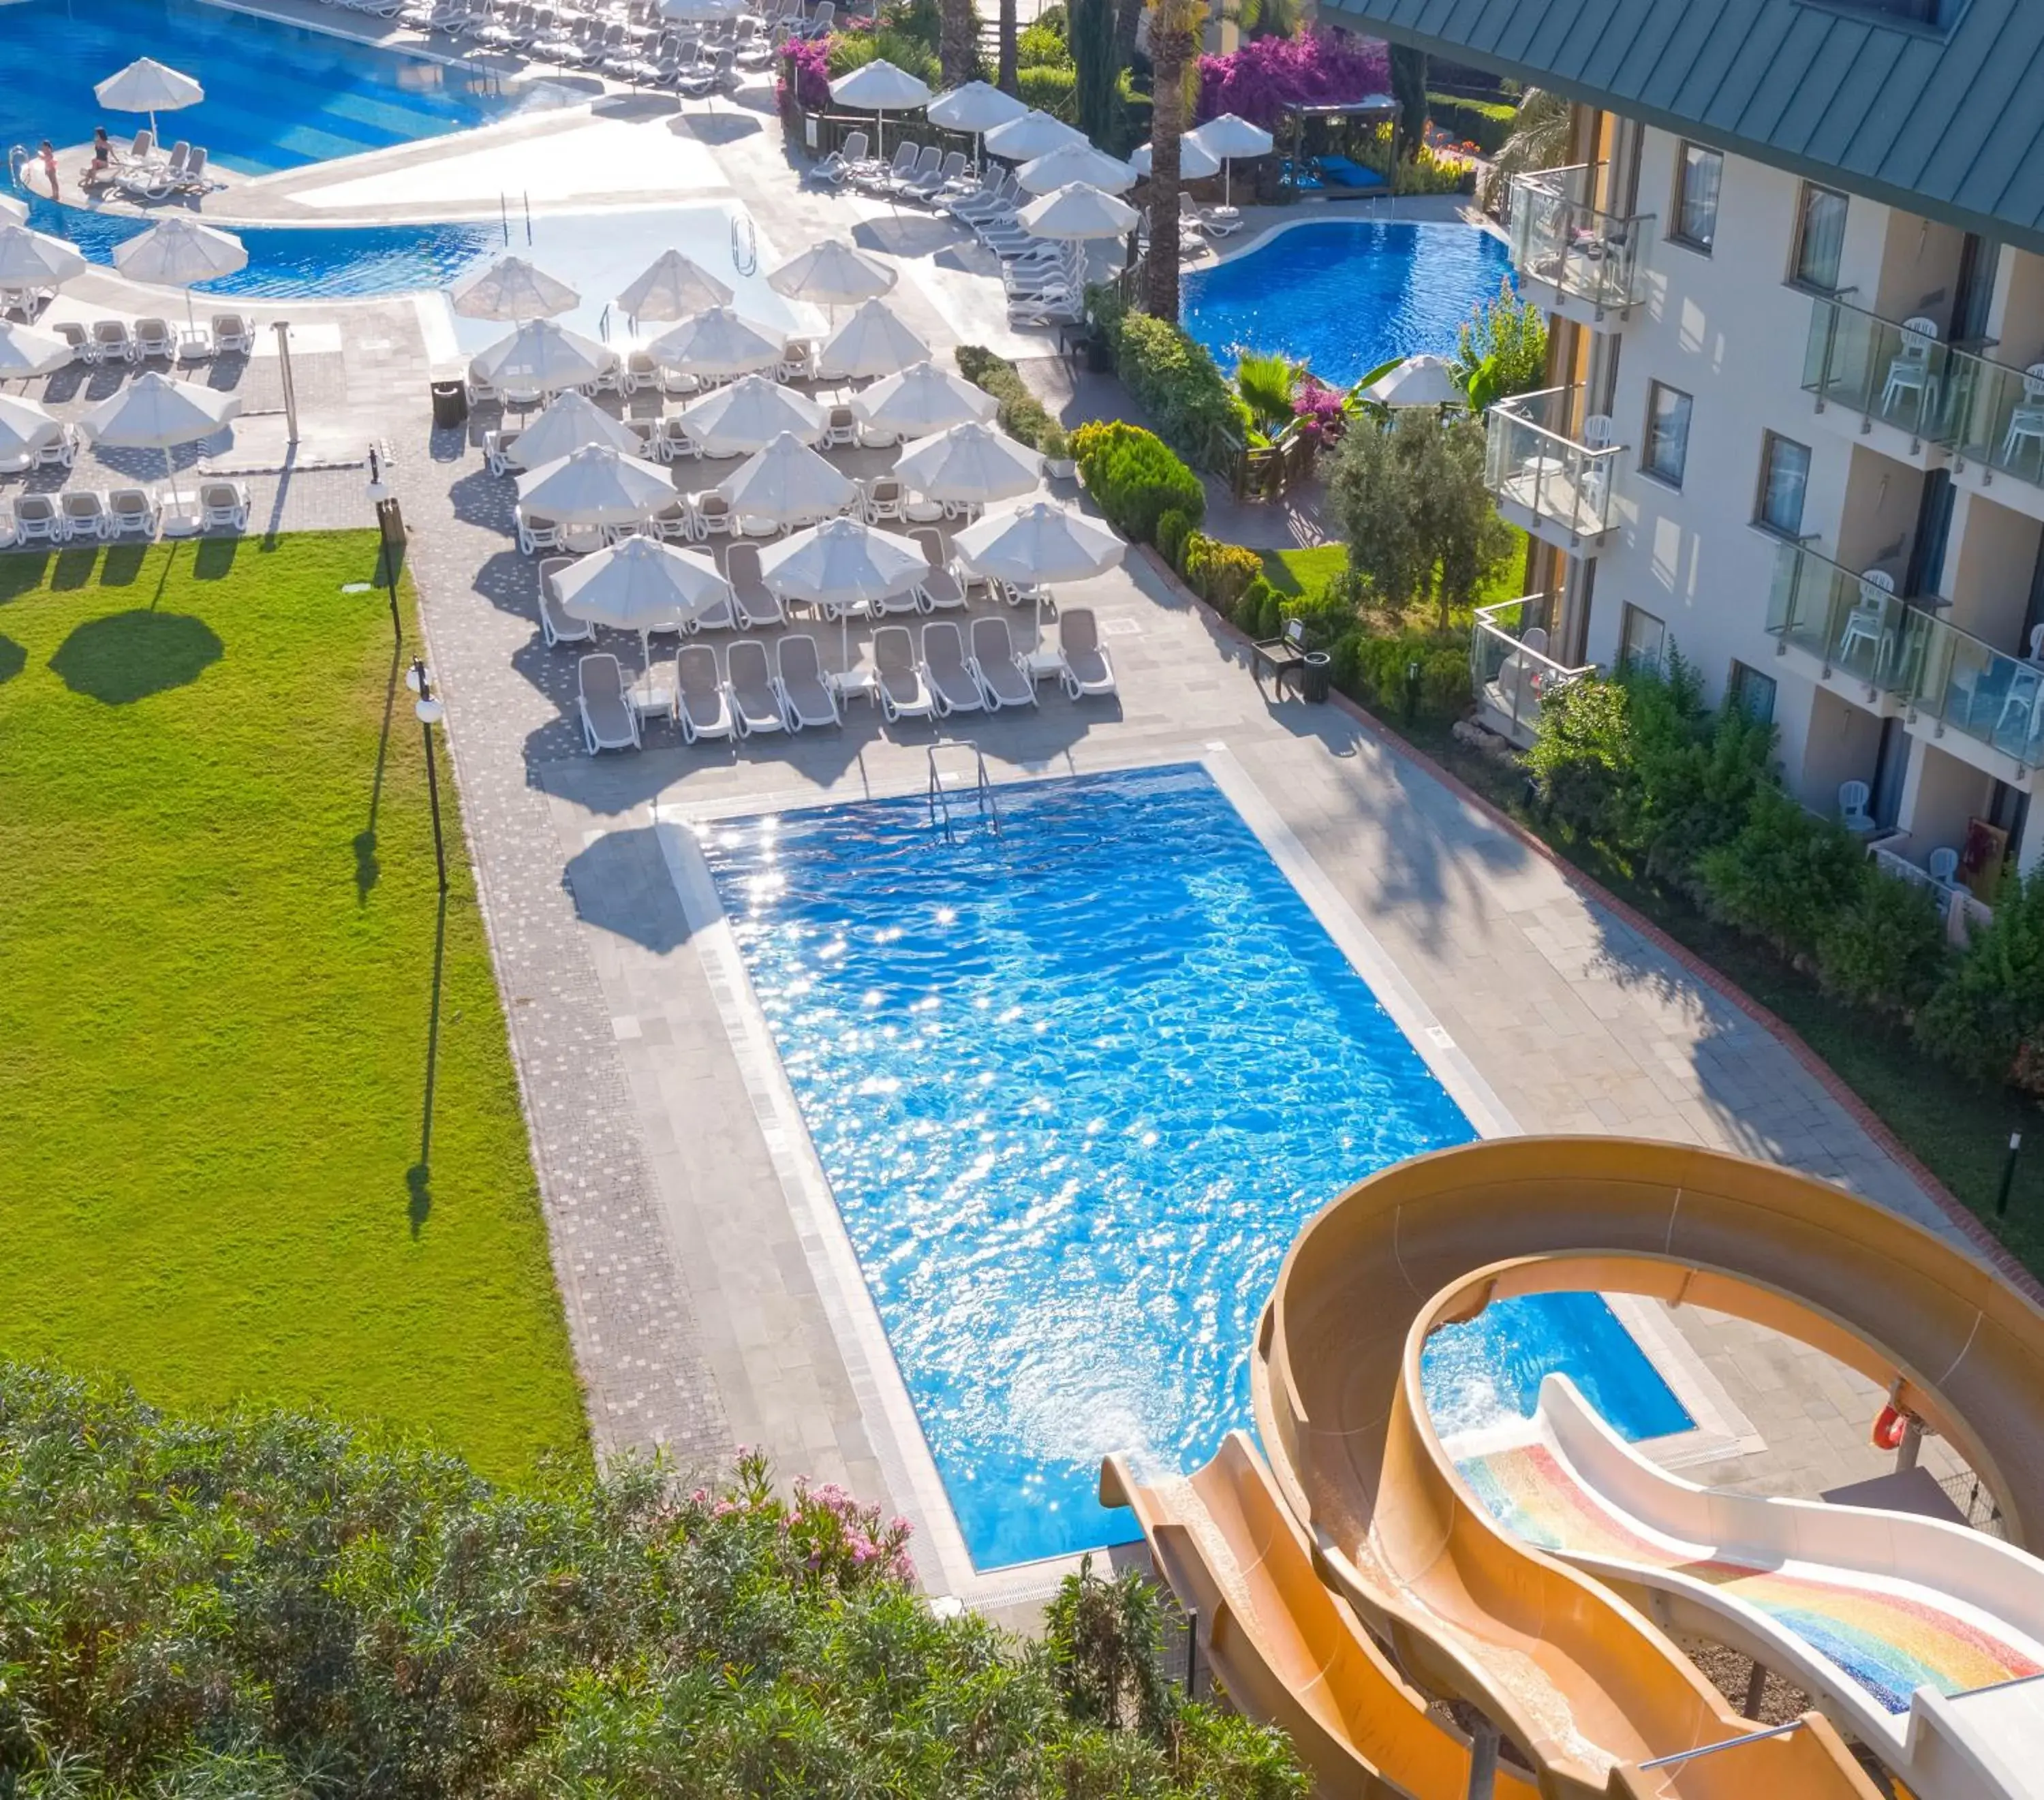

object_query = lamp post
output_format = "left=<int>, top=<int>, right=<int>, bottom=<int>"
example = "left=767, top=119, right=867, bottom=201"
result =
left=367, top=446, right=402, bottom=650
left=407, top=657, right=448, bottom=894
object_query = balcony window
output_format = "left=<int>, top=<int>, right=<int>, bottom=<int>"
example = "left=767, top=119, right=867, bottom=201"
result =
left=1643, top=382, right=1692, bottom=487
left=1729, top=661, right=1777, bottom=724
left=1756, top=433, right=1812, bottom=536
left=1619, top=604, right=1667, bottom=674
left=1793, top=183, right=1848, bottom=292
left=1672, top=143, right=1722, bottom=253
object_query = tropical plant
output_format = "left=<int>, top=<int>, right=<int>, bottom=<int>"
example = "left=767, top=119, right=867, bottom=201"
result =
left=779, top=34, right=833, bottom=108
left=1141, top=0, right=1208, bottom=324
left=1000, top=0, right=1019, bottom=89
left=1388, top=44, right=1427, bottom=161
left=938, top=0, right=978, bottom=86
left=1234, top=348, right=1302, bottom=435
left=1482, top=84, right=1571, bottom=212
left=1451, top=276, right=1548, bottom=411
left=1194, top=29, right=1389, bottom=129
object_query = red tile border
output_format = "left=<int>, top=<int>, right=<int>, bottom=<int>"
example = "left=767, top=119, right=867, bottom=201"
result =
left=1136, top=546, right=2043, bottom=1305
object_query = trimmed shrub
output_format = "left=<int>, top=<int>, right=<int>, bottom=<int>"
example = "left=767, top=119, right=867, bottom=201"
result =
left=1345, top=632, right=1469, bottom=715
left=1817, top=869, right=1950, bottom=1015
left=1180, top=531, right=1262, bottom=610
left=1235, top=572, right=1281, bottom=629
left=1017, top=63, right=1078, bottom=119
left=1155, top=507, right=1193, bottom=568
left=954, top=345, right=1059, bottom=450
left=1696, top=786, right=1866, bottom=961
left=1425, top=93, right=1515, bottom=153
left=1072, top=420, right=1205, bottom=544
left=1916, top=871, right=2044, bottom=1090
left=1018, top=18, right=1070, bottom=65
left=1111, top=311, right=1239, bottom=465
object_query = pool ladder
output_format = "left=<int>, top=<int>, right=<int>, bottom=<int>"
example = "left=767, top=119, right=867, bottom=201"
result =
left=927, top=743, right=1000, bottom=844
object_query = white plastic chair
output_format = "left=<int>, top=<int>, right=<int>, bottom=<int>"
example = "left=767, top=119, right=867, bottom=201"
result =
left=2004, top=364, right=2044, bottom=469
left=1837, top=570, right=1895, bottom=670
left=1927, top=846, right=1961, bottom=888
left=1838, top=780, right=1874, bottom=835
left=1880, top=316, right=1939, bottom=419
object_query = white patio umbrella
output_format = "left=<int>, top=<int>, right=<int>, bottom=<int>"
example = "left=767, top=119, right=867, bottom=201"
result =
left=1187, top=112, right=1275, bottom=210
left=648, top=306, right=784, bottom=381
left=0, top=193, right=26, bottom=227
left=679, top=373, right=826, bottom=456
left=616, top=248, right=732, bottom=324
left=515, top=442, right=675, bottom=526
left=831, top=59, right=935, bottom=159
left=0, top=391, right=62, bottom=466
left=760, top=514, right=929, bottom=667
left=449, top=255, right=580, bottom=321
left=953, top=499, right=1123, bottom=648
left=816, top=298, right=928, bottom=380
left=78, top=369, right=239, bottom=527
left=895, top=420, right=1040, bottom=508
left=553, top=534, right=732, bottom=668
left=1016, top=141, right=1136, bottom=196
left=0, top=321, right=75, bottom=381
left=1130, top=136, right=1222, bottom=180
left=850, top=358, right=997, bottom=436
left=1361, top=354, right=1464, bottom=409
left=928, top=80, right=1027, bottom=168
left=766, top=238, right=897, bottom=309
left=0, top=224, right=88, bottom=290
left=112, top=217, right=247, bottom=332
left=512, top=388, right=644, bottom=467
left=1017, top=182, right=1141, bottom=240
left=717, top=430, right=857, bottom=536
left=659, top=0, right=749, bottom=20
left=983, top=109, right=1086, bottom=164
left=471, top=318, right=613, bottom=393
left=95, top=56, right=204, bottom=142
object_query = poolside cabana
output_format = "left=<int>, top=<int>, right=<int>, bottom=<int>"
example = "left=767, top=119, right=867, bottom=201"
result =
left=1276, top=95, right=1399, bottom=198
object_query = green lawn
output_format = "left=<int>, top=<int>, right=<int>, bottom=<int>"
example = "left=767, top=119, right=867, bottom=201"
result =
left=1259, top=529, right=1532, bottom=615
left=0, top=533, right=587, bottom=1480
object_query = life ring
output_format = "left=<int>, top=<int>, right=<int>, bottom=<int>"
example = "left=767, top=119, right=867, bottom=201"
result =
left=1872, top=1403, right=1911, bottom=1451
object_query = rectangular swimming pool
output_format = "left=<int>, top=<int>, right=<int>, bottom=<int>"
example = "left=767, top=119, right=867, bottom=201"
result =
left=700, top=763, right=1478, bottom=1570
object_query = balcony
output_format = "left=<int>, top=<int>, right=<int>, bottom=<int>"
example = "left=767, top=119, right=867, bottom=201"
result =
left=1801, top=294, right=1959, bottom=467
left=1483, top=386, right=1623, bottom=552
left=1946, top=346, right=2044, bottom=523
left=1506, top=166, right=1654, bottom=330
left=1469, top=595, right=1594, bottom=747
left=1763, top=536, right=1918, bottom=716
left=1906, top=612, right=2044, bottom=781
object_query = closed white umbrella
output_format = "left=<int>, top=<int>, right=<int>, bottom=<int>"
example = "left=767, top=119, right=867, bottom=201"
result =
left=766, top=238, right=897, bottom=308
left=515, top=442, right=675, bottom=525
left=761, top=514, right=929, bottom=668
left=928, top=79, right=1027, bottom=170
left=0, top=224, right=88, bottom=290
left=78, top=369, right=239, bottom=528
left=983, top=109, right=1086, bottom=164
left=1015, top=141, right=1135, bottom=196
left=616, top=248, right=732, bottom=324
left=0, top=321, right=75, bottom=380
left=953, top=499, right=1124, bottom=650
left=0, top=391, right=61, bottom=466
left=895, top=420, right=1040, bottom=507
left=1187, top=112, right=1274, bottom=210
left=718, top=430, right=857, bottom=533
left=112, top=217, right=247, bottom=332
left=816, top=298, right=928, bottom=380
left=1017, top=182, right=1141, bottom=240
left=679, top=374, right=826, bottom=456
left=95, top=56, right=204, bottom=141
left=1130, top=136, right=1221, bottom=179
left=553, top=534, right=732, bottom=674
left=449, top=255, right=579, bottom=320
left=510, top=389, right=643, bottom=467
left=831, top=58, right=935, bottom=158
left=648, top=307, right=784, bottom=381
left=471, top=318, right=613, bottom=393
left=850, top=358, right=997, bottom=436
left=1361, top=354, right=1464, bottom=409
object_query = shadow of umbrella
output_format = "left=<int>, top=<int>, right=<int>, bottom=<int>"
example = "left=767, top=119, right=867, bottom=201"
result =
left=48, top=608, right=222, bottom=704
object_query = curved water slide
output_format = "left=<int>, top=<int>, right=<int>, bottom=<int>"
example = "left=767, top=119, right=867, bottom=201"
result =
left=1108, top=1139, right=2044, bottom=1800
left=1454, top=1373, right=2044, bottom=1800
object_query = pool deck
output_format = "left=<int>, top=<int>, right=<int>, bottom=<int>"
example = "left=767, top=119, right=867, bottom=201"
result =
left=0, top=14, right=2019, bottom=1617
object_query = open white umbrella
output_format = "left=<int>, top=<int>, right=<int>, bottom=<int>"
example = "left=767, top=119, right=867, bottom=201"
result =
left=1187, top=112, right=1274, bottom=210
left=112, top=217, right=247, bottom=332
left=1016, top=141, right=1135, bottom=196
left=511, top=389, right=644, bottom=467
left=78, top=369, right=239, bottom=530
left=95, top=56, right=204, bottom=142
left=761, top=514, right=929, bottom=667
left=831, top=59, right=935, bottom=159
left=717, top=430, right=857, bottom=533
left=850, top=358, right=997, bottom=436
left=953, top=499, right=1124, bottom=649
left=1361, top=354, right=1464, bottom=409
left=767, top=238, right=897, bottom=309
left=516, top=443, right=675, bottom=525
left=928, top=80, right=1027, bottom=168
left=471, top=318, right=613, bottom=393
left=679, top=374, right=826, bottom=456
left=449, top=255, right=579, bottom=320
left=648, top=306, right=784, bottom=381
left=0, top=321, right=75, bottom=381
left=659, top=0, right=749, bottom=20
left=1017, top=182, right=1141, bottom=240
left=0, top=194, right=26, bottom=227
left=616, top=248, right=732, bottom=324
left=816, top=298, right=928, bottom=380
left=0, top=224, right=87, bottom=290
left=983, top=109, right=1086, bottom=164
left=553, top=534, right=732, bottom=672
left=1130, top=136, right=1222, bottom=180
left=0, top=391, right=62, bottom=467
left=895, top=420, right=1040, bottom=508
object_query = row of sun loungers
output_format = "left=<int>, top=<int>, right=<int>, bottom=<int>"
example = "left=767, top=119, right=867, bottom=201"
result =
left=485, top=405, right=905, bottom=480
left=468, top=341, right=823, bottom=414
left=92, top=134, right=218, bottom=201
left=0, top=482, right=251, bottom=546
left=401, top=0, right=790, bottom=86
left=42, top=313, right=256, bottom=367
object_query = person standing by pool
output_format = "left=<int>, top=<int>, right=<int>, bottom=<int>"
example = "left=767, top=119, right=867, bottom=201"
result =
left=37, top=139, right=59, bottom=201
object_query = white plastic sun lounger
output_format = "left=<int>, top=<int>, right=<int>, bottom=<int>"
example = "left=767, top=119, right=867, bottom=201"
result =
left=672, top=642, right=737, bottom=744
left=872, top=625, right=935, bottom=723
left=1057, top=607, right=1117, bottom=699
left=773, top=634, right=840, bottom=729
left=911, top=528, right=967, bottom=612
left=969, top=615, right=1036, bottom=710
left=577, top=653, right=642, bottom=753
left=919, top=620, right=984, bottom=717
left=723, top=542, right=786, bottom=630
left=724, top=639, right=786, bottom=736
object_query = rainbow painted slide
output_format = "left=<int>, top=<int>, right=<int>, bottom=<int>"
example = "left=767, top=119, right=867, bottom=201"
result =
left=1455, top=1374, right=2044, bottom=1799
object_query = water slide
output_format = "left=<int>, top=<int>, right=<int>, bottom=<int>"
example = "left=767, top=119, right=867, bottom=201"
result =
left=1454, top=1373, right=2044, bottom=1800
left=1105, top=1138, right=2044, bottom=1800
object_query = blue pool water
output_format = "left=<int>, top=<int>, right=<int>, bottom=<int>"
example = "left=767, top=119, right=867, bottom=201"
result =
left=0, top=0, right=527, bottom=176
left=1423, top=1293, right=1694, bottom=1442
left=702, top=764, right=1476, bottom=1569
left=1181, top=219, right=1515, bottom=386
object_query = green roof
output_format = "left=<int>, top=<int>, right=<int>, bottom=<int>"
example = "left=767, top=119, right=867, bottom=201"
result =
left=1317, top=0, right=2044, bottom=256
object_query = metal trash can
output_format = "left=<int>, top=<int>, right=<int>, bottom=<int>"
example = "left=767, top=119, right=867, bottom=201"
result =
left=375, top=495, right=406, bottom=550
left=430, top=379, right=468, bottom=429
left=1302, top=649, right=1332, bottom=703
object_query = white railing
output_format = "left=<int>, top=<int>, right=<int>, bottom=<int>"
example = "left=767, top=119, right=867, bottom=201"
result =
left=1483, top=386, right=1624, bottom=541
left=1868, top=841, right=1994, bottom=945
left=1470, top=595, right=1594, bottom=746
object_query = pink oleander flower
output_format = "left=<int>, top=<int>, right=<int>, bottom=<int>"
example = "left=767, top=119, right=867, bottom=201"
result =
left=1195, top=31, right=1390, bottom=131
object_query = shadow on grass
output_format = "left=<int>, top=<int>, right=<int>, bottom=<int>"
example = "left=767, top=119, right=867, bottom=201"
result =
left=99, top=544, right=149, bottom=587
left=356, top=642, right=402, bottom=901
left=409, top=888, right=450, bottom=1239
left=0, top=553, right=51, bottom=602
left=49, top=610, right=223, bottom=704
left=50, top=546, right=103, bottom=591
left=0, top=636, right=24, bottom=683
left=194, top=537, right=240, bottom=581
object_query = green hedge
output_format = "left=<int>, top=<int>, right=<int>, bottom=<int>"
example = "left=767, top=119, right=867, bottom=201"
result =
left=1017, top=63, right=1077, bottom=119
left=1072, top=420, right=1204, bottom=544
left=1425, top=92, right=1515, bottom=153
left=954, top=344, right=1065, bottom=454
left=1087, top=285, right=1239, bottom=467
left=1180, top=531, right=1263, bottom=610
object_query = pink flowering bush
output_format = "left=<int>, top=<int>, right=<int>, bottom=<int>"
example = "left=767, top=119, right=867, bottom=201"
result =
left=1292, top=376, right=1347, bottom=441
left=1195, top=30, right=1389, bottom=129
left=682, top=1444, right=918, bottom=1589
left=777, top=35, right=833, bottom=112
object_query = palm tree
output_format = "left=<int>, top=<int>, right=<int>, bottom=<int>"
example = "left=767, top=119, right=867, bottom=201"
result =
left=938, top=0, right=978, bottom=87
left=998, top=0, right=1018, bottom=93
left=1141, top=0, right=1205, bottom=322
left=1481, top=86, right=1571, bottom=213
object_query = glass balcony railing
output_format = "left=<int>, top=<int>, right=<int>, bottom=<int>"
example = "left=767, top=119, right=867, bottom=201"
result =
left=1483, top=386, right=1622, bottom=540
left=1911, top=614, right=2044, bottom=766
left=1801, top=294, right=1960, bottom=442
left=1763, top=537, right=1921, bottom=690
left=1507, top=168, right=1653, bottom=313
left=1947, top=345, right=2044, bottom=493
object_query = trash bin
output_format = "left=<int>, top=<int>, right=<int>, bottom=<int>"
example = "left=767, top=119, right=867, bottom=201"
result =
left=375, top=495, right=406, bottom=550
left=1302, top=649, right=1332, bottom=703
left=430, top=379, right=468, bottom=429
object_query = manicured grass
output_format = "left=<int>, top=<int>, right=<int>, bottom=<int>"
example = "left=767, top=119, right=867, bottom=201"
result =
left=0, top=533, right=587, bottom=1480
left=1260, top=528, right=1532, bottom=618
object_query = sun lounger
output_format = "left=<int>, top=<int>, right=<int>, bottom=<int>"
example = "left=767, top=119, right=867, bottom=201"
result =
left=970, top=615, right=1036, bottom=709
left=725, top=639, right=786, bottom=736
left=649, top=497, right=694, bottom=542
left=691, top=491, right=733, bottom=538
left=484, top=427, right=523, bottom=476
left=106, top=487, right=160, bottom=538
left=33, top=423, right=76, bottom=468
left=577, top=652, right=642, bottom=753
left=1056, top=606, right=1117, bottom=698
left=52, top=320, right=93, bottom=362
left=811, top=128, right=869, bottom=188
left=910, top=528, right=967, bottom=612
left=61, top=490, right=109, bottom=540
left=772, top=634, right=839, bottom=729
left=872, top=625, right=935, bottom=722
left=672, top=644, right=736, bottom=743
left=886, top=144, right=942, bottom=200
left=919, top=619, right=984, bottom=717
left=723, top=542, right=785, bottom=630
left=538, top=557, right=595, bottom=647
left=14, top=494, right=61, bottom=543
left=134, top=317, right=174, bottom=360
left=862, top=475, right=905, bottom=523
left=200, top=481, right=251, bottom=532
left=93, top=320, right=137, bottom=364
left=857, top=140, right=918, bottom=193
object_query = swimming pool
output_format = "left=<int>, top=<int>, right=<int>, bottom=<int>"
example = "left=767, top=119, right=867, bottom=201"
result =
left=702, top=764, right=1478, bottom=1569
left=1181, top=219, right=1515, bottom=387
left=1, top=0, right=528, bottom=177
